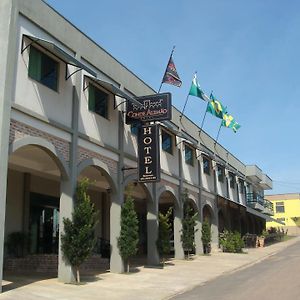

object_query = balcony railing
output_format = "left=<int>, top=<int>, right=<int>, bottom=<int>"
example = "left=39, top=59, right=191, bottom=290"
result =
left=246, top=193, right=264, bottom=206
left=246, top=193, right=274, bottom=215
left=263, top=199, right=274, bottom=215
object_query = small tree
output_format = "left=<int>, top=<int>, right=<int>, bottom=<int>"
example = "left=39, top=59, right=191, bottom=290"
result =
left=61, top=178, right=98, bottom=283
left=181, top=192, right=198, bottom=260
left=220, top=230, right=244, bottom=253
left=118, top=191, right=139, bottom=273
left=157, top=207, right=173, bottom=266
left=201, top=220, right=212, bottom=254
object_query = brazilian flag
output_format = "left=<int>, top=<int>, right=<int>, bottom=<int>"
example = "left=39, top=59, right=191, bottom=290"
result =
left=222, top=113, right=241, bottom=133
left=206, top=93, right=226, bottom=119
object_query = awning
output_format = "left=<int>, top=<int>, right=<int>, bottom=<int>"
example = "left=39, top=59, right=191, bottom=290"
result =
left=177, top=131, right=198, bottom=147
left=84, top=75, right=143, bottom=108
left=246, top=206, right=284, bottom=224
left=217, top=195, right=247, bottom=212
left=21, top=34, right=97, bottom=79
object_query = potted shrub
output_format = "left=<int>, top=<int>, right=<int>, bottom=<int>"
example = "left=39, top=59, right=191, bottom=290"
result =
left=258, top=230, right=268, bottom=247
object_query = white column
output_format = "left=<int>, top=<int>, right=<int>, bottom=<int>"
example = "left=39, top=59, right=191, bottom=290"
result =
left=194, top=213, right=203, bottom=255
left=0, top=0, right=18, bottom=293
left=147, top=191, right=159, bottom=265
left=110, top=194, right=124, bottom=273
left=58, top=179, right=76, bottom=283
left=174, top=203, right=184, bottom=259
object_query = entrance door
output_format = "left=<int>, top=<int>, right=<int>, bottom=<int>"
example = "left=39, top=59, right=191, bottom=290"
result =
left=29, top=193, right=59, bottom=254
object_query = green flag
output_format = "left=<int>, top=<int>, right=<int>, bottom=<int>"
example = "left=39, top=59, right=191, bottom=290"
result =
left=222, top=113, right=241, bottom=133
left=189, top=73, right=207, bottom=101
left=206, top=93, right=226, bottom=119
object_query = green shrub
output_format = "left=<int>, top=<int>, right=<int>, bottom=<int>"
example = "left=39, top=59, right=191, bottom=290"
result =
left=201, top=220, right=212, bottom=254
left=220, top=230, right=244, bottom=253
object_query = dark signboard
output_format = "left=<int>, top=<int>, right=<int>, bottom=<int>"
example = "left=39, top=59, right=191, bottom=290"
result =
left=138, top=124, right=160, bottom=183
left=126, top=92, right=172, bottom=124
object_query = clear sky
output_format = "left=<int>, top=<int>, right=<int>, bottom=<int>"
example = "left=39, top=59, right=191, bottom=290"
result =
left=45, top=0, right=300, bottom=195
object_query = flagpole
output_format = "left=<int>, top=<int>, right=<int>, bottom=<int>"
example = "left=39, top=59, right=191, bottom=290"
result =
left=180, top=72, right=197, bottom=120
left=214, top=121, right=223, bottom=157
left=215, top=121, right=223, bottom=143
left=158, top=45, right=176, bottom=93
left=198, top=90, right=212, bottom=138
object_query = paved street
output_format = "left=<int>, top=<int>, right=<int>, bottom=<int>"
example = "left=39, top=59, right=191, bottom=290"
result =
left=0, top=237, right=299, bottom=300
left=172, top=239, right=300, bottom=300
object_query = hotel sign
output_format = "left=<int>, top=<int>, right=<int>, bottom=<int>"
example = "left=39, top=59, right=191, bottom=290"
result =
left=138, top=124, right=160, bottom=183
left=126, top=92, right=172, bottom=124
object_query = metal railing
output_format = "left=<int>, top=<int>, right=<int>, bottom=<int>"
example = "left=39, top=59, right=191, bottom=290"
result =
left=263, top=199, right=274, bottom=214
left=246, top=193, right=264, bottom=206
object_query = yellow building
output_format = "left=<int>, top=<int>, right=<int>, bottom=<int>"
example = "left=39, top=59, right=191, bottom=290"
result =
left=265, top=193, right=300, bottom=235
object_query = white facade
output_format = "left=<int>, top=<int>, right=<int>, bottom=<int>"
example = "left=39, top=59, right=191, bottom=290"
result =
left=0, top=0, right=272, bottom=292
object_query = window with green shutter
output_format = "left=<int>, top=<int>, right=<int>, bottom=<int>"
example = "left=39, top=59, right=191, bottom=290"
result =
left=185, top=144, right=194, bottom=166
left=88, top=84, right=109, bottom=119
left=217, top=165, right=224, bottom=182
left=28, top=46, right=58, bottom=91
left=162, top=130, right=173, bottom=154
left=203, top=156, right=211, bottom=175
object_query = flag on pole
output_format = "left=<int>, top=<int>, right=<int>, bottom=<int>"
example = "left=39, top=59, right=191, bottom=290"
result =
left=206, top=93, right=226, bottom=119
left=162, top=56, right=182, bottom=87
left=222, top=113, right=241, bottom=133
left=188, top=73, right=208, bottom=101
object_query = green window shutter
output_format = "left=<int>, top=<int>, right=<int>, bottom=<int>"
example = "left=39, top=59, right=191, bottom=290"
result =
left=88, top=85, right=96, bottom=112
left=28, top=46, right=42, bottom=80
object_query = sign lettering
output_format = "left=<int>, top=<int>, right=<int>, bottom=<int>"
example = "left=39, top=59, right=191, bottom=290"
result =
left=138, top=124, right=160, bottom=182
left=126, top=93, right=172, bottom=124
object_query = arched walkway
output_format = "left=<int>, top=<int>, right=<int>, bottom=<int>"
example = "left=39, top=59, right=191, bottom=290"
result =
left=5, top=138, right=69, bottom=279
left=202, top=203, right=218, bottom=252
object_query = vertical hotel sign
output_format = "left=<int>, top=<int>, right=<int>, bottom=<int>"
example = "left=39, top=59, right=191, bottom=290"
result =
left=138, top=124, right=160, bottom=182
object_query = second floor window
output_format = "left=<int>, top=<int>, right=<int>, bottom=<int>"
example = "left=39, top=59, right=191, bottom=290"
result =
left=185, top=144, right=194, bottom=166
left=88, top=84, right=109, bottom=119
left=130, top=122, right=140, bottom=136
left=203, top=156, right=211, bottom=175
left=229, top=173, right=235, bottom=189
left=162, top=130, right=173, bottom=154
left=276, top=202, right=285, bottom=213
left=217, top=166, right=224, bottom=182
left=28, top=46, right=59, bottom=91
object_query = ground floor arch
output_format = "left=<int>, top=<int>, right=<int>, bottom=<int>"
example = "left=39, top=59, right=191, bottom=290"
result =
left=4, top=139, right=69, bottom=278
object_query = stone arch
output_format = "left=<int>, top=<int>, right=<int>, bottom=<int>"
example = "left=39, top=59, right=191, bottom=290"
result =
left=202, top=203, right=215, bottom=224
left=185, top=193, right=199, bottom=212
left=9, top=136, right=69, bottom=180
left=77, top=157, right=117, bottom=195
left=123, top=173, right=153, bottom=203
left=157, top=185, right=179, bottom=209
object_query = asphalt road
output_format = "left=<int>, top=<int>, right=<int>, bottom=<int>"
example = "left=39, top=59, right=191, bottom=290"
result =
left=172, top=240, right=300, bottom=300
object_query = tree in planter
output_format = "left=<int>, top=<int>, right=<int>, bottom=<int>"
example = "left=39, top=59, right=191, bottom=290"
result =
left=118, top=190, right=139, bottom=273
left=61, top=178, right=98, bottom=283
left=181, top=193, right=198, bottom=260
left=157, top=207, right=173, bottom=266
left=201, top=220, right=212, bottom=254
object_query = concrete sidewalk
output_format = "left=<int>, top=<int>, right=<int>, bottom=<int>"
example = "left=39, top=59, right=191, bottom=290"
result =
left=1, top=236, right=299, bottom=300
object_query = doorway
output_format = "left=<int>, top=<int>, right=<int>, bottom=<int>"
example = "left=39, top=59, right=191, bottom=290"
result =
left=29, top=193, right=59, bottom=254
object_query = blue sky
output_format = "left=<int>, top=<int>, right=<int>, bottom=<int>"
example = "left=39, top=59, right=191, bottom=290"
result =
left=45, top=0, right=300, bottom=195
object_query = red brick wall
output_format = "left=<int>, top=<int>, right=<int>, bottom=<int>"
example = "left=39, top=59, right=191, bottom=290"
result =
left=10, top=119, right=70, bottom=162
